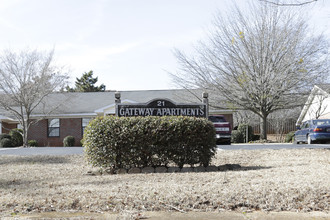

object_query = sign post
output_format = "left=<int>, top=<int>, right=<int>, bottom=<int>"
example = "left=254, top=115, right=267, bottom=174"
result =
left=115, top=91, right=121, bottom=116
left=202, top=92, right=209, bottom=119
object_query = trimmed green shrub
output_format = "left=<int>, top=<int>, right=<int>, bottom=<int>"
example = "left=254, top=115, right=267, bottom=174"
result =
left=28, top=140, right=38, bottom=147
left=0, top=138, right=13, bottom=148
left=0, top=133, right=11, bottom=140
left=237, top=124, right=254, bottom=143
left=285, top=131, right=295, bottom=143
left=83, top=116, right=216, bottom=169
left=63, top=136, right=75, bottom=147
left=9, top=129, right=23, bottom=147
left=231, top=124, right=254, bottom=143
left=231, top=130, right=244, bottom=143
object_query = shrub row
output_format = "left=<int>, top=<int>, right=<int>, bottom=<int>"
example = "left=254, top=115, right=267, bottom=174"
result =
left=0, top=129, right=76, bottom=148
left=25, top=136, right=75, bottom=147
left=0, top=129, right=40, bottom=148
left=83, top=116, right=216, bottom=169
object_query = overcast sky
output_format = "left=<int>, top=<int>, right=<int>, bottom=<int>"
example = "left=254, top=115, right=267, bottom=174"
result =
left=0, top=0, right=329, bottom=91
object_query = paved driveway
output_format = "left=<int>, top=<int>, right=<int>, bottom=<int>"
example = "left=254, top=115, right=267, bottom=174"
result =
left=1, top=144, right=329, bottom=156
left=218, top=143, right=330, bottom=150
left=0, top=147, right=84, bottom=156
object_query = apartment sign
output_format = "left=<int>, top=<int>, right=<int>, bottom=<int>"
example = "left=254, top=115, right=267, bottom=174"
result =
left=116, top=99, right=206, bottom=118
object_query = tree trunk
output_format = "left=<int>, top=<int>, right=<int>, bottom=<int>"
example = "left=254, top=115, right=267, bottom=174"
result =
left=260, top=114, right=268, bottom=140
left=23, top=126, right=29, bottom=147
left=22, top=118, right=29, bottom=148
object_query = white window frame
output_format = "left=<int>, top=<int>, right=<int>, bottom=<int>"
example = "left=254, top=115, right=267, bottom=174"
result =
left=48, top=119, right=60, bottom=137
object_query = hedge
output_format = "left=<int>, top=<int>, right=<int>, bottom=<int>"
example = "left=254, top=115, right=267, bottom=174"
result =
left=83, top=116, right=216, bottom=169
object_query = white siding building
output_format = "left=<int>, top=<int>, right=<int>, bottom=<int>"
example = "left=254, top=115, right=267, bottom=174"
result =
left=297, top=84, right=330, bottom=125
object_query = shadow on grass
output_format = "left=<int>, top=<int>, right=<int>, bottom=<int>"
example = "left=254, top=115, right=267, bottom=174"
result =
left=238, top=165, right=272, bottom=171
left=212, top=164, right=272, bottom=172
left=0, top=155, right=71, bottom=165
left=82, top=164, right=272, bottom=178
left=0, top=179, right=36, bottom=189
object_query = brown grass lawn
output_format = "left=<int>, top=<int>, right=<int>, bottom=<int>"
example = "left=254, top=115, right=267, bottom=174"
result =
left=0, top=148, right=329, bottom=218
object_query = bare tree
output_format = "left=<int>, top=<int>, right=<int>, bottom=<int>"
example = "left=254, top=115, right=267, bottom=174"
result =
left=0, top=48, right=68, bottom=147
left=233, top=110, right=257, bottom=128
left=259, top=0, right=318, bottom=6
left=171, top=2, right=329, bottom=140
left=307, top=90, right=329, bottom=119
left=313, top=96, right=328, bottom=119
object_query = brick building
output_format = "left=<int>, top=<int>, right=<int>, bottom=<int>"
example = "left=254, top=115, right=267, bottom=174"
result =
left=0, top=89, right=233, bottom=146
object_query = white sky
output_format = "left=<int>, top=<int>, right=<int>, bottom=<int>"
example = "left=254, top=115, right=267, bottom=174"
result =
left=0, top=0, right=329, bottom=91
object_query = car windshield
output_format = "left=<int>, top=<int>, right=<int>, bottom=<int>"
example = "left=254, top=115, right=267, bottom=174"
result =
left=209, top=116, right=226, bottom=123
left=313, top=120, right=330, bottom=126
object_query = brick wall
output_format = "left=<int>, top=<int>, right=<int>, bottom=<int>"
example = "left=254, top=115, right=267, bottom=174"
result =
left=2, top=122, right=17, bottom=134
left=28, top=118, right=83, bottom=147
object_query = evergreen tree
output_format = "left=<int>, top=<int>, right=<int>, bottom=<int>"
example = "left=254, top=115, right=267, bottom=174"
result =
left=67, top=71, right=106, bottom=92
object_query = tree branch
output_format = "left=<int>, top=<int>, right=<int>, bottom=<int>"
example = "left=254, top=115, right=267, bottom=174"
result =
left=259, top=0, right=318, bottom=6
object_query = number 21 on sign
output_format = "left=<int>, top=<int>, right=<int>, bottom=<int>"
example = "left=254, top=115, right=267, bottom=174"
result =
left=157, top=100, right=165, bottom=107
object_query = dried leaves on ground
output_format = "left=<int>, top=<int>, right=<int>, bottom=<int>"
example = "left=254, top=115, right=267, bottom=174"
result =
left=0, top=148, right=329, bottom=217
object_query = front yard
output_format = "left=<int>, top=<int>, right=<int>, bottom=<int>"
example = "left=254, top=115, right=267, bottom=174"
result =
left=0, top=148, right=329, bottom=218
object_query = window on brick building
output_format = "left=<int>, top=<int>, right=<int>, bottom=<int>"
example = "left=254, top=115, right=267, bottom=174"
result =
left=48, top=119, right=60, bottom=137
left=82, top=118, right=91, bottom=134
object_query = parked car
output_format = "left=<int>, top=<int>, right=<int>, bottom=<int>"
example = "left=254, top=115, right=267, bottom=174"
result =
left=294, top=119, right=330, bottom=144
left=208, top=115, right=231, bottom=145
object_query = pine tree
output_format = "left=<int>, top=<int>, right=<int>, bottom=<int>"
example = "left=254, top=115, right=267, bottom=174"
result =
left=67, top=71, right=106, bottom=92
